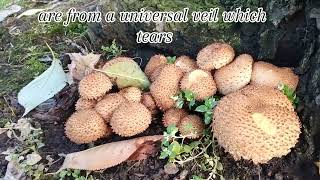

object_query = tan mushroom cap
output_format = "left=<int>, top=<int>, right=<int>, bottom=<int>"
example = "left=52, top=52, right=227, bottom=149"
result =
left=65, top=109, right=108, bottom=144
left=180, top=69, right=217, bottom=101
left=162, top=108, right=188, bottom=127
left=150, top=64, right=184, bottom=111
left=119, top=86, right=142, bottom=102
left=78, top=72, right=112, bottom=100
left=75, top=98, right=97, bottom=111
left=251, top=61, right=299, bottom=90
left=196, top=43, right=235, bottom=70
left=150, top=64, right=166, bottom=82
left=141, top=92, right=158, bottom=115
left=214, top=54, right=253, bottom=95
left=144, top=54, right=168, bottom=77
left=95, top=93, right=126, bottom=122
left=175, top=55, right=197, bottom=73
left=110, top=102, right=152, bottom=137
left=178, top=115, right=205, bottom=139
left=212, top=85, right=301, bottom=164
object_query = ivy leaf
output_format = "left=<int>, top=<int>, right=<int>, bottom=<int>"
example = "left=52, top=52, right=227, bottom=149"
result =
left=167, top=56, right=176, bottom=64
left=204, top=113, right=212, bottom=125
left=167, top=125, right=178, bottom=136
left=195, top=105, right=208, bottom=113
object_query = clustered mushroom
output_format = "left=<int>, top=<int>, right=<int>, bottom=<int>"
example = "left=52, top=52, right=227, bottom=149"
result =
left=66, top=42, right=301, bottom=165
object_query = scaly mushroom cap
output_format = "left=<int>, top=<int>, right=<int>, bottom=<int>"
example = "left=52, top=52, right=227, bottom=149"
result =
left=65, top=109, right=108, bottom=144
left=214, top=54, right=253, bottom=95
left=251, top=61, right=299, bottom=90
left=144, top=54, right=168, bottom=77
left=119, top=87, right=142, bottom=102
left=95, top=93, right=126, bottom=122
left=180, top=69, right=217, bottom=101
left=196, top=43, right=235, bottom=70
left=162, top=108, right=188, bottom=127
left=178, top=115, right=205, bottom=139
left=175, top=55, right=197, bottom=73
left=110, top=102, right=152, bottom=137
left=212, top=84, right=301, bottom=164
left=78, top=72, right=112, bottom=99
left=150, top=64, right=166, bottom=82
left=75, top=98, right=97, bottom=111
left=141, top=92, right=158, bottom=115
left=150, top=64, right=184, bottom=111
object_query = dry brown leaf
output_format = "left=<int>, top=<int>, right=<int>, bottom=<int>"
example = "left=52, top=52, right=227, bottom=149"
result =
left=67, top=53, right=101, bottom=81
left=59, top=135, right=163, bottom=171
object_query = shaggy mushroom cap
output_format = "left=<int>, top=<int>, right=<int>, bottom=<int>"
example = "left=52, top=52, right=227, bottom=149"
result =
left=65, top=109, right=108, bottom=144
left=144, top=54, right=168, bottom=77
left=212, top=85, right=301, bottom=164
left=178, top=115, right=205, bottom=139
left=119, top=87, right=142, bottom=102
left=110, top=102, right=152, bottom=137
left=95, top=93, right=126, bottom=122
left=214, top=54, right=253, bottom=95
left=78, top=72, right=113, bottom=99
left=141, top=92, right=158, bottom=115
left=75, top=98, right=97, bottom=111
left=150, top=64, right=184, bottom=111
left=175, top=55, right=197, bottom=73
left=150, top=64, right=166, bottom=82
left=162, top=108, right=188, bottom=127
left=196, top=43, right=235, bottom=70
left=180, top=69, right=217, bottom=101
left=251, top=61, right=299, bottom=90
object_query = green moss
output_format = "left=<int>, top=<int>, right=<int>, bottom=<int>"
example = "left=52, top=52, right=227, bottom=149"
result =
left=122, top=0, right=240, bottom=46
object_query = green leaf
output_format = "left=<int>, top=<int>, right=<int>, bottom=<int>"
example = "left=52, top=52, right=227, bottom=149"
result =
left=167, top=56, right=176, bottom=64
left=189, top=141, right=200, bottom=148
left=18, top=58, right=67, bottom=116
left=184, top=90, right=195, bottom=101
left=195, top=105, right=208, bottom=113
left=159, top=150, right=170, bottom=159
left=204, top=113, right=212, bottom=124
left=102, top=58, right=150, bottom=90
left=176, top=99, right=184, bottom=109
left=189, top=99, right=196, bottom=109
left=170, top=141, right=181, bottom=155
left=183, top=145, right=192, bottom=153
left=167, top=125, right=178, bottom=136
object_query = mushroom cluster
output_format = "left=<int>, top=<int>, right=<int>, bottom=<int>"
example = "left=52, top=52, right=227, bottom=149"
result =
left=144, top=42, right=300, bottom=164
left=66, top=42, right=301, bottom=164
left=65, top=58, right=154, bottom=144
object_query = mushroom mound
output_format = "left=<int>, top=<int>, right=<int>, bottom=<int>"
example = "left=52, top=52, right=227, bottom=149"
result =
left=75, top=98, right=96, bottom=111
left=144, top=54, right=168, bottom=77
left=78, top=72, right=113, bottom=99
left=65, top=109, right=108, bottom=144
left=119, top=86, right=142, bottom=102
left=110, top=102, right=152, bottom=137
left=180, top=69, right=217, bottom=101
left=175, top=55, right=197, bottom=73
left=178, top=115, right=205, bottom=139
left=196, top=43, right=235, bottom=70
left=162, top=108, right=188, bottom=127
left=212, top=85, right=301, bottom=164
left=95, top=93, right=126, bottom=122
left=141, top=92, right=158, bottom=115
left=214, top=54, right=253, bottom=95
left=150, top=64, right=184, bottom=110
left=251, top=61, right=299, bottom=90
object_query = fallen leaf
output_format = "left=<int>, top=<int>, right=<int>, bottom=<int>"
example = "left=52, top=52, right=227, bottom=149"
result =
left=59, top=135, right=163, bottom=171
left=18, top=59, right=67, bottom=116
left=67, top=53, right=100, bottom=81
left=0, top=5, right=22, bottom=22
left=17, top=8, right=45, bottom=18
left=3, top=161, right=26, bottom=180
left=102, top=57, right=150, bottom=90
left=26, top=153, right=42, bottom=165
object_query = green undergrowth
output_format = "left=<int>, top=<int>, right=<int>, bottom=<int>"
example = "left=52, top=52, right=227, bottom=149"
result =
left=0, top=18, right=88, bottom=96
